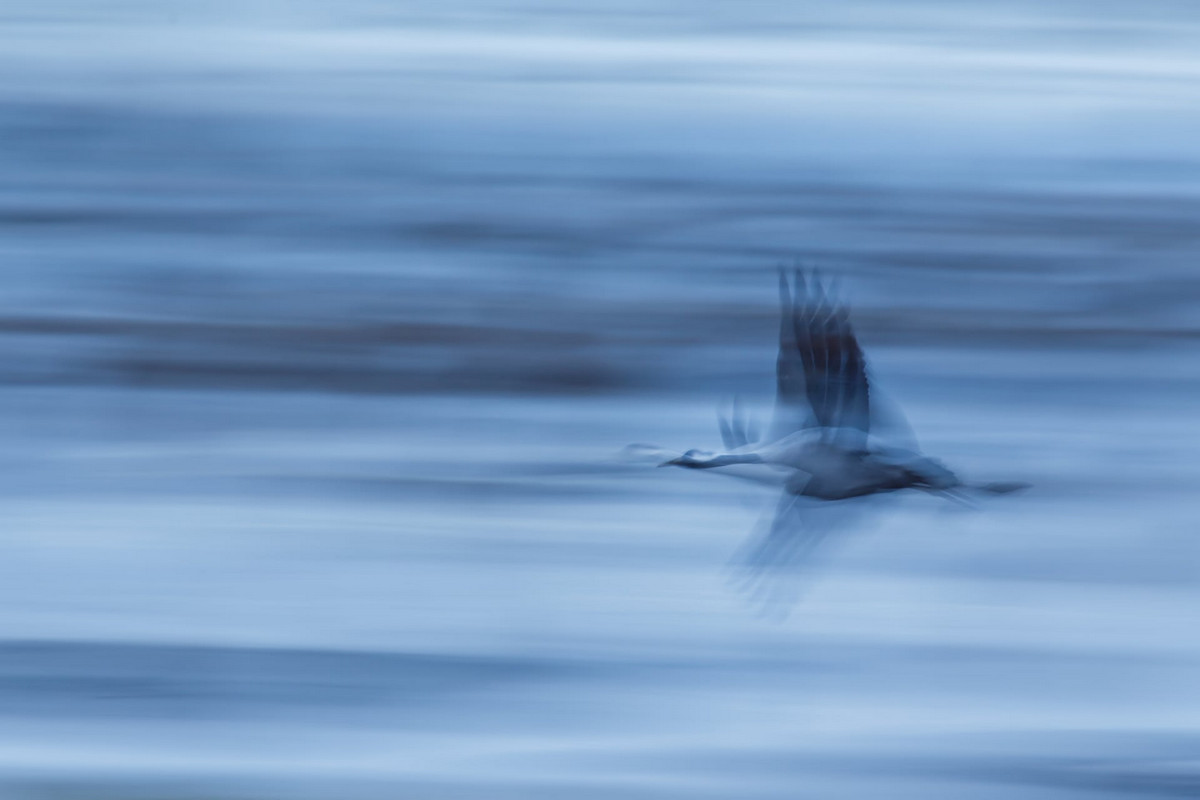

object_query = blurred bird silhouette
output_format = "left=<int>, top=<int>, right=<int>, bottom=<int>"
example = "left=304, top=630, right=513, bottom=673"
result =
left=640, top=269, right=1026, bottom=607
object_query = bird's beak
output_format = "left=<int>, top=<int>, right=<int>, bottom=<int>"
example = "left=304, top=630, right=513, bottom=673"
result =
left=658, top=458, right=681, bottom=468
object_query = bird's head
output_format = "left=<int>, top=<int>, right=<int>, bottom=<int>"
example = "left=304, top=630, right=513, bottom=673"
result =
left=659, top=448, right=714, bottom=468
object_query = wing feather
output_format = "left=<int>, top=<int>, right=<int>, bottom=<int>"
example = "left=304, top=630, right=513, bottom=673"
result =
left=729, top=492, right=864, bottom=614
left=771, top=269, right=870, bottom=446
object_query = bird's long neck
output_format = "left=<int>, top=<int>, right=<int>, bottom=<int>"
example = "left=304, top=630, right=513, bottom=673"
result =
left=685, top=452, right=764, bottom=469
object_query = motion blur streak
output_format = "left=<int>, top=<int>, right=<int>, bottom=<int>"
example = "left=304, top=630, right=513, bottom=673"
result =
left=0, top=1, right=1198, bottom=798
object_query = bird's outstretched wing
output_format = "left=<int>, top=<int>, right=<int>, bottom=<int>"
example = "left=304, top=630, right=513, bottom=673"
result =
left=717, top=397, right=759, bottom=450
left=770, top=269, right=870, bottom=448
left=728, top=491, right=865, bottom=615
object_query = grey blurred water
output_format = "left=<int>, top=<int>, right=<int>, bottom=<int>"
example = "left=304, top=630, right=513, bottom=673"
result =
left=1, top=1, right=1199, bottom=798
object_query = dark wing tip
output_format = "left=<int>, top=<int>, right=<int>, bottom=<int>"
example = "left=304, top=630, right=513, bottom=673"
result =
left=774, top=266, right=870, bottom=438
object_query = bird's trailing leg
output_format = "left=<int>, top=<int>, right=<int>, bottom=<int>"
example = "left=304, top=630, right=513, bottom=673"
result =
left=974, top=481, right=1031, bottom=495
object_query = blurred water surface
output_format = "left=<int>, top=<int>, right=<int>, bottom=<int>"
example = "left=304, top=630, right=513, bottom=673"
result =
left=1, top=1, right=1199, bottom=798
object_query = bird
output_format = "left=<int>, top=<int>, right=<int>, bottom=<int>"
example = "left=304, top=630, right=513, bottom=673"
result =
left=650, top=269, right=1026, bottom=605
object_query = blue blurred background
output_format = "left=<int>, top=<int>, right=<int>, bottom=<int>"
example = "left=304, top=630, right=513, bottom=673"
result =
left=1, top=1, right=1199, bottom=797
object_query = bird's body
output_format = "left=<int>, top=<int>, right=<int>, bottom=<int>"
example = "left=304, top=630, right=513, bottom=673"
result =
left=670, top=431, right=961, bottom=499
